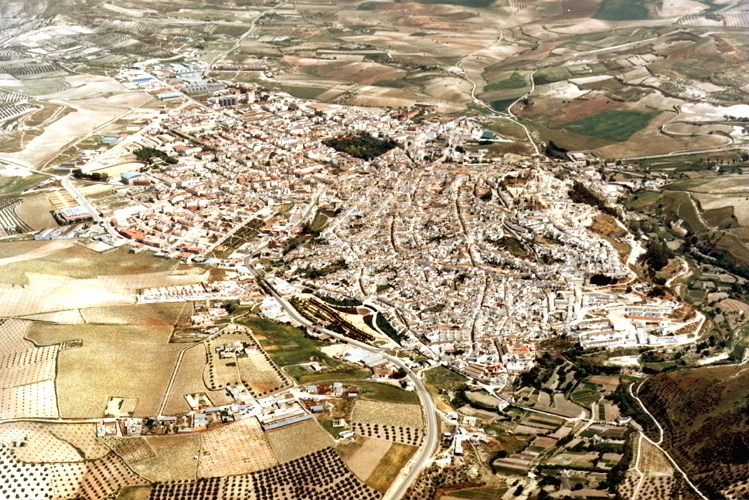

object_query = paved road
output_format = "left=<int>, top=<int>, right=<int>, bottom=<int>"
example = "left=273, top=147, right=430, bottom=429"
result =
left=60, top=175, right=103, bottom=223
left=244, top=259, right=438, bottom=500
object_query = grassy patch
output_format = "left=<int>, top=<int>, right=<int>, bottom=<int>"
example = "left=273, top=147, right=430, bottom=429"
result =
left=357, top=1, right=381, bottom=9
left=319, top=418, right=339, bottom=437
left=595, top=0, right=649, bottom=20
left=484, top=72, right=527, bottom=92
left=424, top=366, right=468, bottom=390
left=489, top=98, right=517, bottom=113
left=239, top=316, right=335, bottom=367
left=309, top=212, right=329, bottom=232
left=354, top=381, right=420, bottom=404
left=366, top=442, right=417, bottom=493
left=533, top=66, right=571, bottom=86
left=449, top=487, right=509, bottom=499
left=295, top=368, right=372, bottom=384
left=556, top=109, right=660, bottom=142
left=0, top=175, right=46, bottom=196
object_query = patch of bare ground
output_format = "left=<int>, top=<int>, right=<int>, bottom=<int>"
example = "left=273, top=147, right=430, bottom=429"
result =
left=198, top=417, right=278, bottom=478
left=342, top=436, right=392, bottom=482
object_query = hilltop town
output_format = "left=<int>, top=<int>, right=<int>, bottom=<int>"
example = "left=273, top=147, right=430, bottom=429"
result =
left=47, top=71, right=703, bottom=386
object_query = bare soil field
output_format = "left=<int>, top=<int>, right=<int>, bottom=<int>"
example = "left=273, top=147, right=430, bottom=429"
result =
left=198, top=417, right=278, bottom=478
left=80, top=302, right=189, bottom=326
left=112, top=434, right=200, bottom=482
left=0, top=91, right=151, bottom=169
left=343, top=436, right=392, bottom=483
left=27, top=322, right=182, bottom=418
left=15, top=193, right=57, bottom=231
left=162, top=344, right=231, bottom=415
left=265, top=418, right=334, bottom=463
left=0, top=422, right=85, bottom=462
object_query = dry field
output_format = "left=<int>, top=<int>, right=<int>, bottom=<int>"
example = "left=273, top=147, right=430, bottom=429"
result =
left=0, top=318, right=59, bottom=419
left=716, top=298, right=749, bottom=315
left=15, top=194, right=57, bottom=231
left=80, top=302, right=189, bottom=326
left=21, top=309, right=87, bottom=324
left=162, top=344, right=232, bottom=415
left=0, top=422, right=84, bottom=463
left=0, top=267, right=204, bottom=317
left=265, top=418, right=335, bottom=463
left=105, top=434, right=200, bottom=483
left=639, top=438, right=674, bottom=476
left=351, top=400, right=424, bottom=429
left=198, top=417, right=278, bottom=478
left=693, top=193, right=749, bottom=227
left=26, top=322, right=183, bottom=418
left=0, top=88, right=151, bottom=169
left=343, top=436, right=392, bottom=483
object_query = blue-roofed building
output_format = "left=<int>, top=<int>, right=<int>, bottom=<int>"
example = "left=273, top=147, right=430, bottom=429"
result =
left=101, top=135, right=120, bottom=145
left=132, top=76, right=155, bottom=84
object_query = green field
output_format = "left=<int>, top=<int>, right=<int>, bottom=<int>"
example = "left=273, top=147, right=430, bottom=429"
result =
left=490, top=98, right=517, bottom=113
left=557, top=109, right=660, bottom=142
left=354, top=381, right=420, bottom=404
left=356, top=1, right=381, bottom=10
left=571, top=381, right=602, bottom=406
left=595, top=0, right=649, bottom=20
left=411, top=0, right=497, bottom=7
left=239, top=316, right=335, bottom=367
left=533, top=66, right=571, bottom=86
left=239, top=316, right=373, bottom=382
left=484, top=72, right=527, bottom=92
left=424, top=366, right=468, bottom=390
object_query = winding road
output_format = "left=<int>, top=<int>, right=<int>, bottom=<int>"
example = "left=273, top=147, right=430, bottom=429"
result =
left=244, top=258, right=439, bottom=500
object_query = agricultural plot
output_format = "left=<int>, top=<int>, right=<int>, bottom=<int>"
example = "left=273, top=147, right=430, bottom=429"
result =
left=0, top=422, right=84, bottom=463
left=351, top=400, right=424, bottom=429
left=105, top=434, right=200, bottom=483
left=205, top=329, right=290, bottom=397
left=162, top=345, right=232, bottom=416
left=28, top=323, right=183, bottom=418
left=555, top=109, right=661, bottom=142
left=547, top=451, right=599, bottom=468
left=342, top=436, right=392, bottom=483
left=0, top=319, right=59, bottom=419
left=198, top=417, right=278, bottom=478
left=80, top=302, right=188, bottom=326
left=79, top=452, right=147, bottom=500
left=265, top=418, right=335, bottom=463
left=150, top=447, right=381, bottom=500
left=366, top=442, right=417, bottom=493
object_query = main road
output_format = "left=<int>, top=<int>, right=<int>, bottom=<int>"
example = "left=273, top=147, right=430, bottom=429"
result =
left=244, top=258, right=438, bottom=500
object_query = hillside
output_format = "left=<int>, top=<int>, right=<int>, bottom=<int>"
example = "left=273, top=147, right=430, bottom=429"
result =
left=638, top=365, right=749, bottom=499
left=0, top=0, right=100, bottom=16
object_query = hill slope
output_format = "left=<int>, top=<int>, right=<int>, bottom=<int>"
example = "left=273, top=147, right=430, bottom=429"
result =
left=639, top=365, right=749, bottom=499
